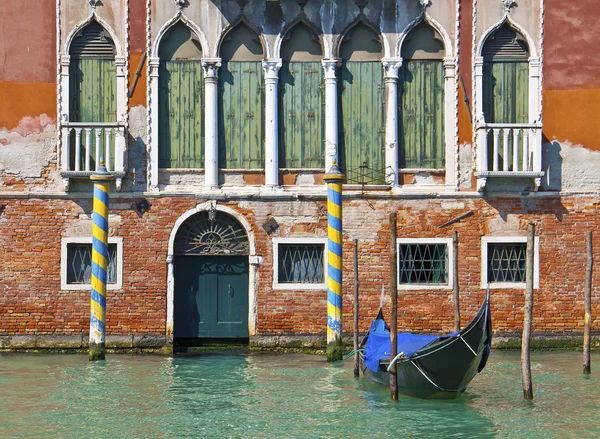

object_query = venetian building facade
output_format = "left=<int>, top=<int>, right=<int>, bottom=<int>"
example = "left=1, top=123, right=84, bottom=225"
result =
left=1, top=0, right=598, bottom=350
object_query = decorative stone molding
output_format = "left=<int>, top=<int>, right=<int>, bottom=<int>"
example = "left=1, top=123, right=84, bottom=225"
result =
left=201, top=58, right=221, bottom=78
left=88, top=0, right=99, bottom=9
left=382, top=58, right=403, bottom=80
left=417, top=0, right=432, bottom=9
left=502, top=0, right=517, bottom=13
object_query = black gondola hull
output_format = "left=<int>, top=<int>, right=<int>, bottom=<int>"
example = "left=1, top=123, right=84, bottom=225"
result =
left=359, top=294, right=492, bottom=399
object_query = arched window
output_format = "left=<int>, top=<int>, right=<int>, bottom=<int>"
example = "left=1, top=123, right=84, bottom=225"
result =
left=158, top=22, right=204, bottom=169
left=399, top=22, right=445, bottom=170
left=482, top=24, right=529, bottom=125
left=69, top=20, right=116, bottom=171
left=338, top=22, right=384, bottom=183
left=218, top=23, right=264, bottom=170
left=279, top=23, right=323, bottom=169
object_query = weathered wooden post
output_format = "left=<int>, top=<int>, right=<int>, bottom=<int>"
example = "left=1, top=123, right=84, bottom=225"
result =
left=453, top=231, right=461, bottom=332
left=324, top=161, right=345, bottom=362
left=522, top=223, right=535, bottom=399
left=353, top=238, right=360, bottom=377
left=584, top=231, right=593, bottom=374
left=389, top=212, right=398, bottom=401
left=89, top=159, right=114, bottom=361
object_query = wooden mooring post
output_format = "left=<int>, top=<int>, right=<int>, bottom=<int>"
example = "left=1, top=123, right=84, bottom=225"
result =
left=453, top=231, right=461, bottom=332
left=353, top=239, right=360, bottom=377
left=584, top=231, right=593, bottom=374
left=522, top=224, right=535, bottom=399
left=389, top=213, right=398, bottom=401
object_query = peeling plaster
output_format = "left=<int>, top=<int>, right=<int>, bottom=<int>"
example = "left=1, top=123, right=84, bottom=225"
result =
left=543, top=140, right=600, bottom=192
left=0, top=114, right=56, bottom=178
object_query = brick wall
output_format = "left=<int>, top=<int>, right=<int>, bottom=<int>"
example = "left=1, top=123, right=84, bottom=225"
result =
left=1, top=195, right=599, bottom=339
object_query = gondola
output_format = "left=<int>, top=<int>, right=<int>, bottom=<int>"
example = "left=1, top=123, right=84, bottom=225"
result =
left=354, top=291, right=491, bottom=399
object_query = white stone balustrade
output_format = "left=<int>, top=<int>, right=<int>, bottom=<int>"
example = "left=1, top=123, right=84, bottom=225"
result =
left=60, top=122, right=127, bottom=191
left=476, top=122, right=544, bottom=191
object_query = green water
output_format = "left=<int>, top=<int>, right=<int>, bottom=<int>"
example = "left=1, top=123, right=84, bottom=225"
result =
left=0, top=351, right=598, bottom=438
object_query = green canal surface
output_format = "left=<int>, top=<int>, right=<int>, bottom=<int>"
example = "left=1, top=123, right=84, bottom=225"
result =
left=0, top=350, right=598, bottom=438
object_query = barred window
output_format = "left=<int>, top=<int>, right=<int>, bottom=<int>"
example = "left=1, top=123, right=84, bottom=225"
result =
left=487, top=243, right=526, bottom=283
left=278, top=243, right=325, bottom=284
left=67, top=243, right=118, bottom=284
left=398, top=243, right=448, bottom=285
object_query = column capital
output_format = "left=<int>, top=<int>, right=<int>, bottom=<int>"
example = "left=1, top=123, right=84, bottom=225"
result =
left=262, top=59, right=282, bottom=80
left=382, top=58, right=403, bottom=79
left=201, top=57, right=222, bottom=77
left=321, top=59, right=341, bottom=80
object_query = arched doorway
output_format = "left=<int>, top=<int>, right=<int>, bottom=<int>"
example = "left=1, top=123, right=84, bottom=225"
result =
left=173, top=210, right=250, bottom=344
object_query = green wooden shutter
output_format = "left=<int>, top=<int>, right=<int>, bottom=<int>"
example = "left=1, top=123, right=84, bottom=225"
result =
left=158, top=60, right=204, bottom=168
left=219, top=61, right=264, bottom=169
left=483, top=61, right=529, bottom=124
left=339, top=61, right=384, bottom=182
left=279, top=62, right=324, bottom=169
left=398, top=60, right=445, bottom=169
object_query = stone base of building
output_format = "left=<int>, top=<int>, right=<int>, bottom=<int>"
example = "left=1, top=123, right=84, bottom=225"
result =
left=1, top=333, right=599, bottom=352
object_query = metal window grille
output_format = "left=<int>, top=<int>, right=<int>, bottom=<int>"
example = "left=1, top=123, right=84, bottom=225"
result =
left=278, top=244, right=324, bottom=284
left=398, top=243, right=448, bottom=284
left=67, top=244, right=117, bottom=284
left=487, top=243, right=526, bottom=283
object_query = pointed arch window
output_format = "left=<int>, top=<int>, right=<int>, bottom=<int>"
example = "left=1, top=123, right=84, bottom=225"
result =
left=399, top=22, right=445, bottom=170
left=158, top=22, right=204, bottom=169
left=338, top=22, right=385, bottom=184
left=218, top=23, right=265, bottom=170
left=279, top=23, right=324, bottom=169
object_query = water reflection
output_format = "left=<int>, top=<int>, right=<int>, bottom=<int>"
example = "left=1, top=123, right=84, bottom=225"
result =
left=0, top=351, right=599, bottom=438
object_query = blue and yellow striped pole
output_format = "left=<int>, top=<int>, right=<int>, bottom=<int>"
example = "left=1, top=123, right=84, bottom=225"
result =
left=324, top=161, right=345, bottom=361
left=89, top=160, right=114, bottom=361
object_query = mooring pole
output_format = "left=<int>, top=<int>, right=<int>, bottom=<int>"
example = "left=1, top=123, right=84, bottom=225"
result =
left=353, top=238, right=360, bottom=377
left=389, top=212, right=398, bottom=401
left=324, top=161, right=345, bottom=362
left=584, top=231, right=593, bottom=374
left=453, top=231, right=461, bottom=332
left=89, top=160, right=114, bottom=361
left=522, top=223, right=535, bottom=399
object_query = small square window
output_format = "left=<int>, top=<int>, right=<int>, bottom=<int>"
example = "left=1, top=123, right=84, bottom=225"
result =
left=396, top=238, right=453, bottom=289
left=66, top=244, right=118, bottom=285
left=481, top=236, right=539, bottom=289
left=273, top=238, right=327, bottom=290
left=61, top=237, right=123, bottom=290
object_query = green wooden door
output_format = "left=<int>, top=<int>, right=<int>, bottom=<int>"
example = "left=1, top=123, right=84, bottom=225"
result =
left=69, top=58, right=116, bottom=170
left=174, top=256, right=249, bottom=339
left=483, top=61, right=529, bottom=124
left=398, top=60, right=445, bottom=169
left=279, top=62, right=323, bottom=168
left=219, top=61, right=264, bottom=169
left=158, top=60, right=204, bottom=168
left=339, top=61, right=384, bottom=182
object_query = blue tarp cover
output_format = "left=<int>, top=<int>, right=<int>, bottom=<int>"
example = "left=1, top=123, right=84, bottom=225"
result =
left=363, top=318, right=457, bottom=373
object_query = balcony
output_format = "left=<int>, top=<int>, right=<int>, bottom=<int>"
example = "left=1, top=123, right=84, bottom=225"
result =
left=60, top=122, right=127, bottom=191
left=475, top=122, right=544, bottom=191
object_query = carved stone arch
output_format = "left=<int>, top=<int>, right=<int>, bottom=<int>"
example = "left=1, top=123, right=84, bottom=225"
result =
left=477, top=16, right=537, bottom=59
left=335, top=18, right=385, bottom=61
left=334, top=17, right=384, bottom=60
left=217, top=18, right=266, bottom=61
left=397, top=13, right=453, bottom=59
left=152, top=12, right=209, bottom=58
left=274, top=18, right=323, bottom=60
left=64, top=11, right=123, bottom=57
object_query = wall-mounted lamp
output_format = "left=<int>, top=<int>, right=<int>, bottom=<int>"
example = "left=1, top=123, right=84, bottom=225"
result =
left=262, top=217, right=279, bottom=235
left=0, top=205, right=5, bottom=216
left=132, top=198, right=151, bottom=217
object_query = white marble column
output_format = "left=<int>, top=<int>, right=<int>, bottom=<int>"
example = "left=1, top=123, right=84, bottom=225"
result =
left=262, top=59, right=282, bottom=187
left=202, top=58, right=221, bottom=188
left=322, top=59, right=340, bottom=172
left=382, top=59, right=402, bottom=186
left=148, top=56, right=160, bottom=191
left=444, top=57, right=457, bottom=192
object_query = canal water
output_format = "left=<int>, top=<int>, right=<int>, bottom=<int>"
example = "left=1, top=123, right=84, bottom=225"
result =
left=0, top=350, right=598, bottom=438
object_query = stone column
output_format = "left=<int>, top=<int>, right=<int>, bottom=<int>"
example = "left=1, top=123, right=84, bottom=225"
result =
left=382, top=59, right=402, bottom=186
left=148, top=56, right=160, bottom=190
left=263, top=59, right=282, bottom=187
left=444, top=57, right=457, bottom=191
left=322, top=59, right=340, bottom=172
left=202, top=58, right=221, bottom=188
